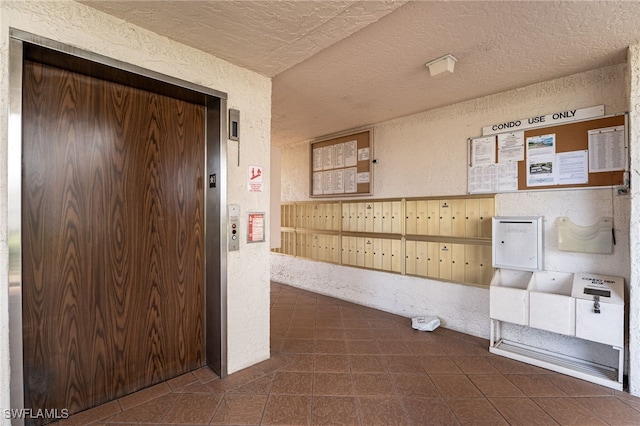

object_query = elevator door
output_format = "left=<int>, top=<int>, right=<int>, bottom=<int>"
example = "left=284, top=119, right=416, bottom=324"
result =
left=21, top=60, right=205, bottom=417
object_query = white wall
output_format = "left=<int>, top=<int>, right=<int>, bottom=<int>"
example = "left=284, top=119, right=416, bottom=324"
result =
left=0, top=0, right=271, bottom=417
left=273, top=64, right=630, bottom=369
left=628, top=44, right=640, bottom=396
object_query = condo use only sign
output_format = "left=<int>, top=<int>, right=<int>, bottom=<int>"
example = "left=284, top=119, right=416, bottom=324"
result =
left=482, top=105, right=605, bottom=136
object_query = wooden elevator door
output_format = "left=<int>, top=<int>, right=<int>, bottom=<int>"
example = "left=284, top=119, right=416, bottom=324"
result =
left=21, top=60, right=205, bottom=418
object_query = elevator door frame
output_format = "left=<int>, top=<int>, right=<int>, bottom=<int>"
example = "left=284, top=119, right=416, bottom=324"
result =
left=8, top=29, right=229, bottom=415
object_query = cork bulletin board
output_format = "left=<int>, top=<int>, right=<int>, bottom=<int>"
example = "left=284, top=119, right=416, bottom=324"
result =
left=310, top=129, right=372, bottom=197
left=468, top=113, right=628, bottom=194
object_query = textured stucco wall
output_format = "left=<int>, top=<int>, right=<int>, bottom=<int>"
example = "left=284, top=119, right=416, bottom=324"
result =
left=628, top=44, right=640, bottom=397
left=0, top=0, right=271, bottom=416
left=274, top=64, right=630, bottom=370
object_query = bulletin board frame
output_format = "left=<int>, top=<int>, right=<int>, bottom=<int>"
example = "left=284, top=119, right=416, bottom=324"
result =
left=468, top=113, right=628, bottom=194
left=309, top=128, right=373, bottom=197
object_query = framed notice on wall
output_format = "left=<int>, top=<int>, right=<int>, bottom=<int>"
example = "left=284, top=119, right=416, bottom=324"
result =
left=310, top=129, right=372, bottom=197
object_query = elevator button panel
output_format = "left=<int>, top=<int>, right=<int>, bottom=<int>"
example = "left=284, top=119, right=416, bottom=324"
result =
left=229, top=204, right=240, bottom=251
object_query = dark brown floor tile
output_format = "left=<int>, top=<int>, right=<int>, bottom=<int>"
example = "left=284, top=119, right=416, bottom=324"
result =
left=160, top=393, right=220, bottom=424
left=349, top=354, right=388, bottom=373
left=430, top=375, right=484, bottom=398
left=279, top=354, right=314, bottom=372
left=419, top=356, right=464, bottom=374
left=343, top=328, right=376, bottom=340
left=281, top=338, right=315, bottom=353
left=574, top=396, right=640, bottom=425
left=353, top=373, right=396, bottom=396
left=446, top=398, right=509, bottom=425
left=401, top=396, right=460, bottom=425
left=291, top=317, right=316, bottom=328
left=262, top=395, right=311, bottom=426
left=314, top=372, right=354, bottom=396
left=615, top=390, right=640, bottom=411
left=270, top=371, right=313, bottom=395
left=505, top=374, right=569, bottom=397
left=192, top=366, right=219, bottom=383
left=109, top=393, right=178, bottom=423
left=316, top=327, right=345, bottom=340
left=367, top=319, right=400, bottom=329
left=316, top=318, right=344, bottom=329
left=357, top=396, right=410, bottom=425
left=373, top=328, right=406, bottom=340
left=118, top=382, right=172, bottom=411
left=311, top=396, right=360, bottom=426
left=442, top=340, right=489, bottom=357
left=342, top=319, right=371, bottom=329
left=182, top=380, right=212, bottom=394
left=232, top=373, right=274, bottom=394
left=547, top=374, right=613, bottom=396
left=55, top=400, right=121, bottom=425
left=315, top=339, right=347, bottom=354
left=405, top=341, right=448, bottom=356
left=209, top=393, right=268, bottom=425
left=490, top=397, right=558, bottom=425
left=166, top=372, right=199, bottom=392
left=533, top=397, right=607, bottom=425
left=391, top=373, right=439, bottom=397
left=452, top=357, right=500, bottom=375
left=315, top=354, right=350, bottom=372
left=206, top=367, right=264, bottom=394
left=468, top=374, right=526, bottom=398
left=346, top=340, right=380, bottom=354
left=378, top=340, right=412, bottom=355
left=286, top=327, right=316, bottom=339
left=384, top=355, right=426, bottom=374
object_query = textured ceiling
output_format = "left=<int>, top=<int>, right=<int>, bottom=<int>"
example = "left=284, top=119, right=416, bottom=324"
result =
left=81, top=1, right=640, bottom=146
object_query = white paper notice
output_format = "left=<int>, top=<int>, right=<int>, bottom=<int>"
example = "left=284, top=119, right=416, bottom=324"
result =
left=344, top=141, right=357, bottom=167
left=313, top=148, right=323, bottom=171
left=357, top=172, right=370, bottom=184
left=588, top=126, right=625, bottom=172
left=334, top=143, right=345, bottom=168
left=471, top=136, right=496, bottom=167
left=322, top=171, right=334, bottom=194
left=526, top=134, right=556, bottom=186
left=313, top=172, right=323, bottom=195
left=358, top=147, right=370, bottom=162
left=498, top=131, right=524, bottom=163
left=333, top=169, right=344, bottom=194
left=497, top=162, right=519, bottom=191
left=323, top=146, right=334, bottom=170
left=558, top=150, right=588, bottom=185
left=344, top=167, right=357, bottom=193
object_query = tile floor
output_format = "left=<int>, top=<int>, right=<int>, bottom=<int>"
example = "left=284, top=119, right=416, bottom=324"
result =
left=55, top=281, right=640, bottom=425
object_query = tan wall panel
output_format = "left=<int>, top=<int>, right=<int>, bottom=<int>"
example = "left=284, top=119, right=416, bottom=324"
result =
left=373, top=238, right=384, bottom=270
left=373, top=202, right=384, bottom=233
left=364, top=202, right=375, bottom=232
left=439, top=243, right=452, bottom=280
left=427, top=242, right=440, bottom=278
left=416, top=200, right=429, bottom=235
left=479, top=198, right=495, bottom=238
left=465, top=199, right=480, bottom=238
left=450, top=200, right=466, bottom=237
left=451, top=243, right=465, bottom=282
left=391, top=201, right=402, bottom=234
left=416, top=241, right=429, bottom=277
left=406, top=200, right=417, bottom=235
left=405, top=240, right=417, bottom=275
left=364, top=238, right=375, bottom=268
left=356, top=237, right=366, bottom=267
left=391, top=240, right=402, bottom=273
left=427, top=200, right=440, bottom=235
left=356, top=203, right=367, bottom=232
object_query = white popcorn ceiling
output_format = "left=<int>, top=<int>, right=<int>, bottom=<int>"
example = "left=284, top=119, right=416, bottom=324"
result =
left=82, top=1, right=640, bottom=146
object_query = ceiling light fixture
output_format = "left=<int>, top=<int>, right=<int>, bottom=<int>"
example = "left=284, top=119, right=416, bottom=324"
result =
left=425, top=54, right=457, bottom=77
